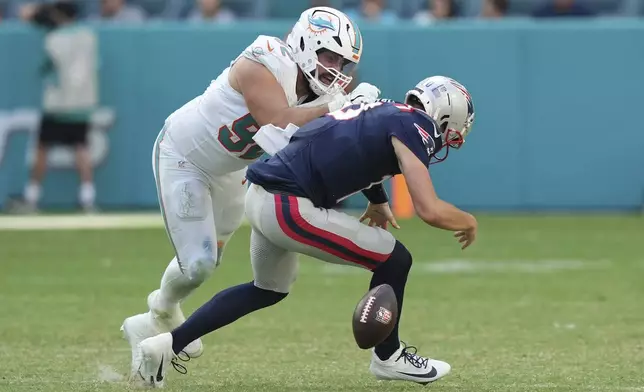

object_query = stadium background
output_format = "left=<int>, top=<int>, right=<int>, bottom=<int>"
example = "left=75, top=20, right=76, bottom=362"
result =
left=1, top=0, right=643, bottom=212
left=2, top=2, right=644, bottom=391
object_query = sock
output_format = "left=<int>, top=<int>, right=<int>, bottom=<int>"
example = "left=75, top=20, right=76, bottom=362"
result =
left=171, top=281, right=287, bottom=355
left=154, top=258, right=200, bottom=312
left=24, top=182, right=40, bottom=206
left=215, top=240, right=226, bottom=267
left=372, top=241, right=413, bottom=361
left=79, top=182, right=95, bottom=209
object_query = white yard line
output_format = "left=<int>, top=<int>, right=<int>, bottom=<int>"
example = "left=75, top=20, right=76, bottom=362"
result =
left=0, top=213, right=165, bottom=230
left=0, top=210, right=368, bottom=231
left=321, top=259, right=612, bottom=275
left=0, top=213, right=256, bottom=230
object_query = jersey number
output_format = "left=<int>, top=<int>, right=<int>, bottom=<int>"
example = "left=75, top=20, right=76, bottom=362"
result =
left=267, top=38, right=295, bottom=62
left=217, top=113, right=263, bottom=160
left=329, top=101, right=414, bottom=121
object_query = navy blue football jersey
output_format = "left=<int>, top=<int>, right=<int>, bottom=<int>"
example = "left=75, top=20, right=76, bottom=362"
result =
left=245, top=101, right=443, bottom=209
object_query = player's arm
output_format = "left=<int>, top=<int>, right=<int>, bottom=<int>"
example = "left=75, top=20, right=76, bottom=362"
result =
left=362, top=185, right=388, bottom=204
left=232, top=58, right=329, bottom=128
left=359, top=185, right=400, bottom=230
left=391, top=137, right=477, bottom=232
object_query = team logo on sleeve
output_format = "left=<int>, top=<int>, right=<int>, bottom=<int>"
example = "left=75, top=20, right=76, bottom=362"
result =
left=414, top=123, right=435, bottom=156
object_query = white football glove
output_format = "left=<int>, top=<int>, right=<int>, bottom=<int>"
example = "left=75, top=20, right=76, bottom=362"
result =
left=327, top=92, right=351, bottom=112
left=298, top=83, right=381, bottom=113
left=327, top=83, right=381, bottom=112
left=347, top=82, right=381, bottom=105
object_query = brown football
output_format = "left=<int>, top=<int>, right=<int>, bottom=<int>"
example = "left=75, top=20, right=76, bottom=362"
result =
left=352, top=284, right=398, bottom=349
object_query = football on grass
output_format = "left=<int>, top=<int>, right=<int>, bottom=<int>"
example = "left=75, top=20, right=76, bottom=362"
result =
left=352, top=284, right=398, bottom=349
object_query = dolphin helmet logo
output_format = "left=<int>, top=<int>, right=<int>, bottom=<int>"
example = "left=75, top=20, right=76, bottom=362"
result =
left=307, top=14, right=336, bottom=34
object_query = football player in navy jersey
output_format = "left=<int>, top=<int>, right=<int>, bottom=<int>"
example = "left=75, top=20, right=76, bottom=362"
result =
left=136, top=76, right=477, bottom=386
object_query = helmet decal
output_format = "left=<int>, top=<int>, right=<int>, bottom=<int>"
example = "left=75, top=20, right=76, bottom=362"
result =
left=346, top=19, right=362, bottom=59
left=307, top=14, right=337, bottom=34
left=449, top=80, right=474, bottom=118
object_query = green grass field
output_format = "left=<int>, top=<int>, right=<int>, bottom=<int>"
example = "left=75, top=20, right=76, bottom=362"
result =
left=1, top=214, right=644, bottom=392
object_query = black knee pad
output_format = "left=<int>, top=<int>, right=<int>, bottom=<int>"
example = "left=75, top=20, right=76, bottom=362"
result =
left=375, top=241, right=412, bottom=276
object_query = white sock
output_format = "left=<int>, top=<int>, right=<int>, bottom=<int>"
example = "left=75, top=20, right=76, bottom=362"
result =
left=153, top=257, right=201, bottom=313
left=24, top=182, right=40, bottom=206
left=79, top=182, right=95, bottom=208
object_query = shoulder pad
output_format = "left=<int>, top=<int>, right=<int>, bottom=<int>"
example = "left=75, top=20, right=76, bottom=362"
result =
left=240, top=35, right=299, bottom=106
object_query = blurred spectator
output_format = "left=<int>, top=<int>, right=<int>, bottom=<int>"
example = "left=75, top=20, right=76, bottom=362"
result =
left=481, top=0, right=507, bottom=18
left=533, top=0, right=595, bottom=17
left=344, top=0, right=399, bottom=25
left=413, top=0, right=457, bottom=25
left=20, top=1, right=99, bottom=213
left=19, top=3, right=39, bottom=21
left=189, top=0, right=235, bottom=23
left=100, top=0, right=146, bottom=22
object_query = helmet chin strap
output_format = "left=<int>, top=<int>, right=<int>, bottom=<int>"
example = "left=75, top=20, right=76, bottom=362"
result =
left=430, top=146, right=449, bottom=165
left=430, top=129, right=463, bottom=165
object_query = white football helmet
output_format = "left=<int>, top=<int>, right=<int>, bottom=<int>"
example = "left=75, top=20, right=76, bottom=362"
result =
left=405, top=76, right=475, bottom=151
left=286, top=7, right=363, bottom=96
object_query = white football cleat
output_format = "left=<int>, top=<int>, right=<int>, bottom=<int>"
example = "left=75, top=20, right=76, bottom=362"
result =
left=146, top=290, right=203, bottom=358
left=121, top=312, right=160, bottom=383
left=369, top=342, right=451, bottom=385
left=121, top=290, right=203, bottom=368
left=136, top=332, right=177, bottom=388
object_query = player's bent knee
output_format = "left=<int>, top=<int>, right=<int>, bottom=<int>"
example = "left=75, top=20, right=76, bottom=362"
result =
left=253, top=279, right=291, bottom=296
left=251, top=281, right=289, bottom=306
left=184, top=254, right=218, bottom=284
left=374, top=241, right=412, bottom=275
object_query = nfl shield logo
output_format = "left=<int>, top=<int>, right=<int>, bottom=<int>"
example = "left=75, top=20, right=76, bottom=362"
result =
left=375, top=307, right=392, bottom=325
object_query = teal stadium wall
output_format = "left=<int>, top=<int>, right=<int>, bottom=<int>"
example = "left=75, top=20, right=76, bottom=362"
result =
left=0, top=20, right=643, bottom=211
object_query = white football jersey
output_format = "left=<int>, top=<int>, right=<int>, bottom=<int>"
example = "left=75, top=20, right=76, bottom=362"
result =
left=161, top=35, right=303, bottom=177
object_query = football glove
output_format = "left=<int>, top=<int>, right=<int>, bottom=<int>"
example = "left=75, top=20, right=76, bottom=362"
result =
left=347, top=82, right=381, bottom=105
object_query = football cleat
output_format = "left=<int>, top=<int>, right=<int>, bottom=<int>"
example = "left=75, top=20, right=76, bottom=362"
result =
left=121, top=290, right=203, bottom=368
left=146, top=290, right=204, bottom=358
left=369, top=342, right=451, bottom=385
left=121, top=312, right=160, bottom=382
left=135, top=332, right=184, bottom=388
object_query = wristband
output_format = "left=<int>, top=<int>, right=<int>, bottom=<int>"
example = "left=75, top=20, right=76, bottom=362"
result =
left=362, top=184, right=388, bottom=204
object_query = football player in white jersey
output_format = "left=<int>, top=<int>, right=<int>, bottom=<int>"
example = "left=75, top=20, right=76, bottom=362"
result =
left=120, top=6, right=380, bottom=380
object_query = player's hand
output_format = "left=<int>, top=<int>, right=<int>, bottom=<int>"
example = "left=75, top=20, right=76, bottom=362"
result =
left=454, top=225, right=477, bottom=250
left=327, top=92, right=350, bottom=112
left=297, top=92, right=338, bottom=108
left=348, top=83, right=381, bottom=105
left=360, top=202, right=400, bottom=230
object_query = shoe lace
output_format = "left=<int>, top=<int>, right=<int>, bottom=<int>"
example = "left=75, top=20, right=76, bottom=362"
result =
left=395, top=341, right=429, bottom=369
left=171, top=350, right=191, bottom=375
